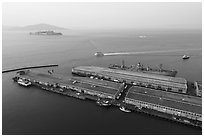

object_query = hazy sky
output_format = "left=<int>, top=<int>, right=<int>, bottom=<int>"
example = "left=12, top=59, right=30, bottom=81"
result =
left=2, top=2, right=202, bottom=29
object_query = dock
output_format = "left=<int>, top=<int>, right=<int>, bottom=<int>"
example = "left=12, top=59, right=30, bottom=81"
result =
left=12, top=67, right=202, bottom=128
left=72, top=66, right=187, bottom=93
left=14, top=70, right=124, bottom=100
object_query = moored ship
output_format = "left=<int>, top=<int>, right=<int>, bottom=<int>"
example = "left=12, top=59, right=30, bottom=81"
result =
left=14, top=77, right=31, bottom=87
left=109, top=60, right=177, bottom=77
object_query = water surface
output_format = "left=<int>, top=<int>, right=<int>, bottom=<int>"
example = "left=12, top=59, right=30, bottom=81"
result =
left=2, top=29, right=202, bottom=135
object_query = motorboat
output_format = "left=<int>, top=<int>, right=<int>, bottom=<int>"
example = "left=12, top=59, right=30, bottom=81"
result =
left=119, top=106, right=131, bottom=113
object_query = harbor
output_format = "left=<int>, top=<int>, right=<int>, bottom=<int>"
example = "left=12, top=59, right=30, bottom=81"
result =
left=12, top=65, right=202, bottom=128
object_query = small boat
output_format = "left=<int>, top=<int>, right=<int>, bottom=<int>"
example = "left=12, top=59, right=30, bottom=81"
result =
left=96, top=99, right=111, bottom=106
left=182, top=55, right=190, bottom=60
left=119, top=107, right=131, bottom=113
left=17, top=79, right=31, bottom=87
left=94, top=52, right=104, bottom=57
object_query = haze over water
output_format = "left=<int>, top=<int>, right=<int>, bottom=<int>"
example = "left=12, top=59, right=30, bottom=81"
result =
left=2, top=29, right=202, bottom=134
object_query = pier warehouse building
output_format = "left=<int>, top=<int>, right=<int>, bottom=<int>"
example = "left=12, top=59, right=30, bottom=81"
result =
left=17, top=70, right=124, bottom=100
left=125, top=86, right=202, bottom=122
left=72, top=66, right=187, bottom=93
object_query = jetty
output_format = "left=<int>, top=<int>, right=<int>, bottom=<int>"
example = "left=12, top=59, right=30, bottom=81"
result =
left=12, top=66, right=202, bottom=128
left=2, top=64, right=58, bottom=73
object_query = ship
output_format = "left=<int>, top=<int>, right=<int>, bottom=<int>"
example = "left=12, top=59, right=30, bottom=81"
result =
left=109, top=60, right=177, bottom=77
left=182, top=55, right=190, bottom=60
left=29, top=30, right=62, bottom=35
left=16, top=78, right=31, bottom=87
left=94, top=52, right=104, bottom=57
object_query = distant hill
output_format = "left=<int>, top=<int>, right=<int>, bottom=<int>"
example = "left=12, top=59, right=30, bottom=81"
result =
left=3, top=23, right=68, bottom=31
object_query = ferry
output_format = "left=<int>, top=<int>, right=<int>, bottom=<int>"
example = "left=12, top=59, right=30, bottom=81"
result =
left=119, top=107, right=131, bottom=113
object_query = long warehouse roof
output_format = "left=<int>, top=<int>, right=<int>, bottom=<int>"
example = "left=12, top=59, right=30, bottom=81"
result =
left=21, top=71, right=121, bottom=96
left=71, top=76, right=122, bottom=90
left=126, top=89, right=201, bottom=114
left=128, top=86, right=201, bottom=106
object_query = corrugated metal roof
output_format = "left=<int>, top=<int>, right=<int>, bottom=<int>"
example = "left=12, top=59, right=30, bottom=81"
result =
left=129, top=86, right=201, bottom=106
left=126, top=91, right=201, bottom=114
left=71, top=76, right=121, bottom=90
left=21, top=71, right=120, bottom=96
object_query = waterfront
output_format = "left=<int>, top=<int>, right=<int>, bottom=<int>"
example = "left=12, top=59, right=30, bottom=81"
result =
left=2, top=29, right=202, bottom=134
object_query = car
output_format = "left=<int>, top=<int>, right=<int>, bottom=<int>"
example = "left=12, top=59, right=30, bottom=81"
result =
left=116, top=93, right=122, bottom=99
left=72, top=80, right=77, bottom=84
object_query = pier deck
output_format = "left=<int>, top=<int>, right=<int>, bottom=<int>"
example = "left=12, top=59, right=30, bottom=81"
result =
left=19, top=70, right=123, bottom=99
left=126, top=91, right=201, bottom=114
left=129, top=86, right=201, bottom=106
left=13, top=69, right=202, bottom=128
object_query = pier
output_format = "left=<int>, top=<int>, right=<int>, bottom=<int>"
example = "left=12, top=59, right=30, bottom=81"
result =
left=12, top=67, right=202, bottom=128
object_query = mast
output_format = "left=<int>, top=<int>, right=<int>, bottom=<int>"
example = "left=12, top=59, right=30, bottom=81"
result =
left=121, top=60, right=125, bottom=69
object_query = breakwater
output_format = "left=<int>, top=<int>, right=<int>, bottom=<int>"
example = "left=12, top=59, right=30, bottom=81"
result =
left=2, top=64, right=58, bottom=73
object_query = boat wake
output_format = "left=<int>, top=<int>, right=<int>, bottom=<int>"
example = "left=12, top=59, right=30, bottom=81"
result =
left=102, top=48, right=201, bottom=57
